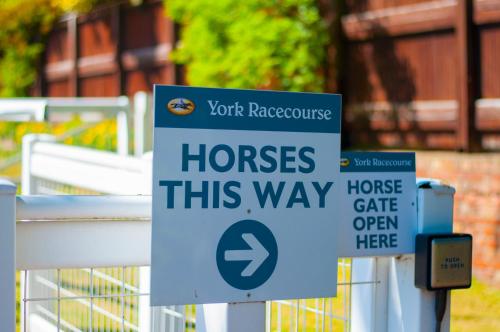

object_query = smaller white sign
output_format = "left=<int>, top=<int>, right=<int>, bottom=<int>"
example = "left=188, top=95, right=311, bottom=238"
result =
left=338, top=152, right=417, bottom=257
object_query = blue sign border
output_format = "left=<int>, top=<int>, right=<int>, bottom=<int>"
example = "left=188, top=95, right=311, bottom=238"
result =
left=154, top=85, right=342, bottom=134
left=340, top=152, right=415, bottom=173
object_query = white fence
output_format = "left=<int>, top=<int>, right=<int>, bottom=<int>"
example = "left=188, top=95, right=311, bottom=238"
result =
left=0, top=136, right=455, bottom=331
left=18, top=136, right=356, bottom=331
left=0, top=92, right=155, bottom=163
left=19, top=135, right=184, bottom=332
left=0, top=96, right=132, bottom=156
left=21, top=135, right=152, bottom=195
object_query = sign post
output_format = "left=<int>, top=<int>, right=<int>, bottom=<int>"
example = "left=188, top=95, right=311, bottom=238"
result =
left=150, top=86, right=342, bottom=305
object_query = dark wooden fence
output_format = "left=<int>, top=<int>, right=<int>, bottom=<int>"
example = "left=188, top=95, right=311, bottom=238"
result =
left=342, top=0, right=500, bottom=151
left=36, top=0, right=500, bottom=151
left=36, top=0, right=180, bottom=98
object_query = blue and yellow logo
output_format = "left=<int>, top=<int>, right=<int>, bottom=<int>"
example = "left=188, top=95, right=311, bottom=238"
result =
left=340, top=158, right=350, bottom=167
left=167, top=98, right=195, bottom=115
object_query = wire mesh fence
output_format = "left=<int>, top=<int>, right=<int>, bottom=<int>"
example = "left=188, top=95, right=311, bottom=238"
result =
left=20, top=259, right=360, bottom=332
left=21, top=267, right=190, bottom=332
left=267, top=258, right=353, bottom=332
left=20, top=158, right=380, bottom=331
left=32, top=177, right=102, bottom=195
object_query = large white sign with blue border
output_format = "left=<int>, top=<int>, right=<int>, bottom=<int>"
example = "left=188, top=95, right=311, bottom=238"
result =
left=151, top=85, right=342, bottom=305
left=338, top=152, right=417, bottom=257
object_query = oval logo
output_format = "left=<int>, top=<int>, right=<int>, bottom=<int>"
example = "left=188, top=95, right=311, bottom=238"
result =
left=167, top=98, right=195, bottom=115
left=340, top=158, right=350, bottom=167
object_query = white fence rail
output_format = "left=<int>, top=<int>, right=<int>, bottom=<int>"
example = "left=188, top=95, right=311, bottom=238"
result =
left=22, top=135, right=151, bottom=195
left=0, top=96, right=132, bottom=156
left=19, top=137, right=170, bottom=332
left=0, top=138, right=455, bottom=331
left=16, top=196, right=151, bottom=270
left=19, top=139, right=356, bottom=331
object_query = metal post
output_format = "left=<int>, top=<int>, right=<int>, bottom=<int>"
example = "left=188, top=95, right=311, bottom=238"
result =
left=0, top=179, right=17, bottom=332
left=197, top=302, right=266, bottom=332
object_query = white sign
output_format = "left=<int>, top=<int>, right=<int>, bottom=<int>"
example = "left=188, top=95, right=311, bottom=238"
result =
left=338, top=152, right=417, bottom=257
left=151, top=86, right=342, bottom=305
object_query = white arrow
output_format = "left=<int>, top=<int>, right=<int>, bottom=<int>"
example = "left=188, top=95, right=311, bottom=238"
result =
left=224, top=233, right=270, bottom=277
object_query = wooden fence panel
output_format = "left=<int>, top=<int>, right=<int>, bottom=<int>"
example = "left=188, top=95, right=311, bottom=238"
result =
left=343, top=0, right=500, bottom=151
left=479, top=24, right=500, bottom=98
left=39, top=0, right=178, bottom=99
left=38, top=0, right=499, bottom=150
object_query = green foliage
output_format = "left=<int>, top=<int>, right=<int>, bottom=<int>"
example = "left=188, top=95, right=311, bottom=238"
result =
left=0, top=0, right=113, bottom=97
left=0, top=0, right=58, bottom=97
left=166, top=0, right=328, bottom=92
left=0, top=1, right=127, bottom=186
left=451, top=278, right=500, bottom=332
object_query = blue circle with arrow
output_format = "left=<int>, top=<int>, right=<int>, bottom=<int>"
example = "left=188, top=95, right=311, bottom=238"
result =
left=216, top=219, right=278, bottom=290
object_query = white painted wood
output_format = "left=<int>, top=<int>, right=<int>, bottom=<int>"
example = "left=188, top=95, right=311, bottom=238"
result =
left=351, top=257, right=390, bottom=332
left=352, top=179, right=454, bottom=332
left=16, top=195, right=151, bottom=269
left=351, top=258, right=375, bottom=332
left=45, top=96, right=129, bottom=111
left=16, top=195, right=151, bottom=220
left=138, top=267, right=151, bottom=332
left=197, top=304, right=228, bottom=332
left=27, top=141, right=150, bottom=194
left=117, top=110, right=129, bottom=156
left=197, top=302, right=266, bottom=332
left=0, top=100, right=46, bottom=121
left=2, top=96, right=131, bottom=156
left=22, top=134, right=56, bottom=195
left=15, top=137, right=457, bottom=332
left=386, top=179, right=454, bottom=332
left=133, top=91, right=151, bottom=157
left=227, top=302, right=266, bottom=332
left=416, top=179, right=455, bottom=234
left=16, top=219, right=150, bottom=270
left=29, top=314, right=57, bottom=332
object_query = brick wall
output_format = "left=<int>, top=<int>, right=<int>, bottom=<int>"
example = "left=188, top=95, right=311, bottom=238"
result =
left=416, top=151, right=500, bottom=286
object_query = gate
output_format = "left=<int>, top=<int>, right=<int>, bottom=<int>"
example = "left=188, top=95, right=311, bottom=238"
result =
left=0, top=136, right=454, bottom=331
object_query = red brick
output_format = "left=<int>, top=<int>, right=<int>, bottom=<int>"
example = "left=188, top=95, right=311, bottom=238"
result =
left=415, top=151, right=500, bottom=286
